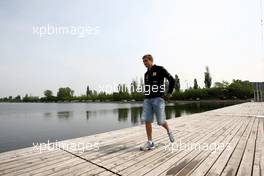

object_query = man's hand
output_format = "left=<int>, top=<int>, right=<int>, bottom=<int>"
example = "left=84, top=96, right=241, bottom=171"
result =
left=162, top=94, right=172, bottom=101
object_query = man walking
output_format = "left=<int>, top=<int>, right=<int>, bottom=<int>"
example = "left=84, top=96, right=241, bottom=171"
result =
left=140, top=54, right=175, bottom=151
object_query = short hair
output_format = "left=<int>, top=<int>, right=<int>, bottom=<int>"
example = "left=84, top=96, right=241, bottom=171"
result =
left=142, top=54, right=153, bottom=61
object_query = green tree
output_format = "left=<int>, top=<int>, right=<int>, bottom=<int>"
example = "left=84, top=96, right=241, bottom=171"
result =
left=117, top=84, right=128, bottom=93
left=23, top=94, right=29, bottom=102
left=174, top=74, right=180, bottom=91
left=214, top=81, right=229, bottom=88
left=227, top=79, right=253, bottom=99
left=57, top=87, right=74, bottom=100
left=86, top=85, right=92, bottom=96
left=44, top=90, right=53, bottom=98
left=23, top=94, right=39, bottom=102
left=193, top=79, right=198, bottom=89
left=139, top=77, right=144, bottom=93
left=130, top=79, right=138, bottom=94
left=204, top=66, right=212, bottom=88
left=113, top=84, right=130, bottom=101
left=14, top=95, right=21, bottom=102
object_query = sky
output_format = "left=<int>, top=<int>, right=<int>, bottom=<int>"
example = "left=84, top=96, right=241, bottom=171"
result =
left=0, top=0, right=263, bottom=97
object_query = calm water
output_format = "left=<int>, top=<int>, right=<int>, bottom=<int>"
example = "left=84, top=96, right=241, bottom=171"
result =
left=0, top=101, right=242, bottom=153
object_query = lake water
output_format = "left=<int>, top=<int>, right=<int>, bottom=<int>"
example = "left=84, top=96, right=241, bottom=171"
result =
left=0, top=101, right=242, bottom=153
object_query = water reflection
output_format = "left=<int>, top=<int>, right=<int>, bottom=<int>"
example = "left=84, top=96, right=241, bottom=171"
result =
left=42, top=102, right=238, bottom=124
left=131, top=107, right=142, bottom=124
left=57, top=111, right=73, bottom=119
left=86, top=111, right=91, bottom=120
left=117, top=108, right=129, bottom=122
left=43, top=112, right=52, bottom=117
left=82, top=101, right=238, bottom=125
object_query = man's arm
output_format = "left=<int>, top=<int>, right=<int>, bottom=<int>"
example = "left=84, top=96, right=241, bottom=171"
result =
left=161, top=66, right=175, bottom=95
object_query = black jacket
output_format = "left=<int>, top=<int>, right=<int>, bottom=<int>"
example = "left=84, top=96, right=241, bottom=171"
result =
left=144, top=64, right=175, bottom=98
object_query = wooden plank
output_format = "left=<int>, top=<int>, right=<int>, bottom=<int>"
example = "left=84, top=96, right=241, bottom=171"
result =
left=141, top=117, right=244, bottom=176
left=24, top=111, right=232, bottom=175
left=203, top=117, right=251, bottom=176
left=0, top=149, right=70, bottom=173
left=260, top=118, right=264, bottom=176
left=221, top=116, right=257, bottom=176
left=32, top=158, right=106, bottom=176
left=94, top=115, right=229, bottom=175
left=179, top=116, right=250, bottom=176
left=174, top=119, right=245, bottom=176
left=76, top=114, right=214, bottom=160
left=236, top=117, right=258, bottom=176
left=253, top=118, right=264, bottom=176
left=103, top=115, right=234, bottom=171
left=121, top=117, right=239, bottom=175
left=61, top=113, right=216, bottom=162
left=48, top=113, right=201, bottom=160
left=0, top=150, right=75, bottom=175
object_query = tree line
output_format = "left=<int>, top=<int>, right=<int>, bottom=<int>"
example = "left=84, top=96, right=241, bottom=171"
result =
left=0, top=66, right=253, bottom=102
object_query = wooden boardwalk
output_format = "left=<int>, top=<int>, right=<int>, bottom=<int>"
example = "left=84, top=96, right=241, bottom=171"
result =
left=0, top=102, right=263, bottom=176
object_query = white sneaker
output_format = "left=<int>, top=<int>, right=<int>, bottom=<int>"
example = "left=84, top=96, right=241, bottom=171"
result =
left=140, top=141, right=155, bottom=151
left=168, top=131, right=175, bottom=143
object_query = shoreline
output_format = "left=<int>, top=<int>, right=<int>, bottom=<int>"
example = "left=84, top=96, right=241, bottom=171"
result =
left=0, top=99, right=251, bottom=104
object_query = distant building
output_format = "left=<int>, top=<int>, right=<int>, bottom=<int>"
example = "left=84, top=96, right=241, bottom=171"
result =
left=252, top=82, right=264, bottom=102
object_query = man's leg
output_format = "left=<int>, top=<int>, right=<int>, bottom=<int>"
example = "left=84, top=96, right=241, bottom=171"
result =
left=142, top=99, right=153, bottom=141
left=161, top=120, right=174, bottom=142
left=145, top=122, right=152, bottom=141
left=154, top=97, right=170, bottom=132
left=140, top=121, right=155, bottom=151
left=154, top=97, right=175, bottom=142
left=161, top=121, right=170, bottom=133
left=140, top=99, right=155, bottom=150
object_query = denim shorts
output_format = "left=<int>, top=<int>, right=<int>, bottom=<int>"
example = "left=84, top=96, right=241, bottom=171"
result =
left=142, top=97, right=166, bottom=125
